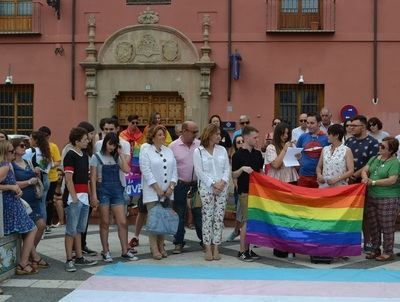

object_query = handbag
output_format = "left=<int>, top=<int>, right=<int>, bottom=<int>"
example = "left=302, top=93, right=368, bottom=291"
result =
left=20, top=198, right=32, bottom=215
left=26, top=159, right=44, bottom=199
left=34, top=178, right=44, bottom=199
left=145, top=199, right=179, bottom=235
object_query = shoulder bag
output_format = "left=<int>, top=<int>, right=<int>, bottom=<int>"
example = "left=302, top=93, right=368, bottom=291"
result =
left=145, top=198, right=179, bottom=235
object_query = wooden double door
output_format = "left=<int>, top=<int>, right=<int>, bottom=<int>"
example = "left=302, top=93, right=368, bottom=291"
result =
left=116, top=92, right=185, bottom=130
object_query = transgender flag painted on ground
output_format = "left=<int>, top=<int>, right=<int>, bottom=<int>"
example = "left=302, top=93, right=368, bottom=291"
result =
left=61, top=263, right=400, bottom=302
left=247, top=173, right=366, bottom=257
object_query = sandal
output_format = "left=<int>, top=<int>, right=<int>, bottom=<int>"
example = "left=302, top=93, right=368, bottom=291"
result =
left=365, top=250, right=381, bottom=260
left=375, top=254, right=395, bottom=262
left=31, top=257, right=50, bottom=269
left=16, top=263, right=38, bottom=275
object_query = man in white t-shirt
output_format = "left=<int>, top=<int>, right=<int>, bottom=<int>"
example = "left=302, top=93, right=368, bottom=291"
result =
left=94, top=118, right=130, bottom=187
left=291, top=113, right=308, bottom=144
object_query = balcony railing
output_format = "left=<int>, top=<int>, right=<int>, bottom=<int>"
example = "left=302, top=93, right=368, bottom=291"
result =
left=266, top=0, right=335, bottom=33
left=0, top=1, right=41, bottom=34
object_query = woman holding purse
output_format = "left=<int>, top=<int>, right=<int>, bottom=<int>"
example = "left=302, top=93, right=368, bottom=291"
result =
left=140, top=125, right=178, bottom=260
left=11, top=138, right=49, bottom=268
left=193, top=124, right=230, bottom=261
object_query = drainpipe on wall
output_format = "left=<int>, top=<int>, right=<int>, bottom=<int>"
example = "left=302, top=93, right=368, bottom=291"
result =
left=227, top=0, right=232, bottom=102
left=71, top=0, right=76, bottom=100
left=372, top=0, right=378, bottom=105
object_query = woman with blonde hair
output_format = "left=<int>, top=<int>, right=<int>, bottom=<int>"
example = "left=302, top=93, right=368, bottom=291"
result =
left=193, top=124, right=230, bottom=261
left=0, top=141, right=41, bottom=275
left=140, top=125, right=178, bottom=259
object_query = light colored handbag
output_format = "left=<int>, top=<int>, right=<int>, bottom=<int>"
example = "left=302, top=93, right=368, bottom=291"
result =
left=20, top=198, right=32, bottom=215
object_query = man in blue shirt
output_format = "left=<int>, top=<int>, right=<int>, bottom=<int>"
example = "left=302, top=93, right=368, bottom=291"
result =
left=296, top=113, right=329, bottom=188
left=232, top=115, right=250, bottom=141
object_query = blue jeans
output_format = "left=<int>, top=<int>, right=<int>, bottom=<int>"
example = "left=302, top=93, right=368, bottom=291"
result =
left=173, top=181, right=202, bottom=245
left=40, top=172, right=50, bottom=220
left=65, top=201, right=89, bottom=236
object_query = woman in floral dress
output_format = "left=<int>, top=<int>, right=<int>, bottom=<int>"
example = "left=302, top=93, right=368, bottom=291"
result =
left=0, top=141, right=39, bottom=275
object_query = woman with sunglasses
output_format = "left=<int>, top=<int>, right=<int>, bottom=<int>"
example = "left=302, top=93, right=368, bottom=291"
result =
left=0, top=141, right=41, bottom=275
left=261, top=118, right=281, bottom=152
left=367, top=117, right=389, bottom=143
left=226, top=135, right=244, bottom=242
left=11, top=138, right=50, bottom=268
left=342, top=119, right=353, bottom=143
left=361, top=137, right=400, bottom=261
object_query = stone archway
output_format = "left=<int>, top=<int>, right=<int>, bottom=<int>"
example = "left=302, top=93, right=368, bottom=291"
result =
left=80, top=9, right=214, bottom=131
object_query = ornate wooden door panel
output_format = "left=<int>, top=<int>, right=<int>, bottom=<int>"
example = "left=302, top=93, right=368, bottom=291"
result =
left=116, top=92, right=184, bottom=127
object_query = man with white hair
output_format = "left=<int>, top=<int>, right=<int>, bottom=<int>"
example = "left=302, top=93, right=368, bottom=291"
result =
left=292, top=113, right=308, bottom=144
left=319, top=108, right=333, bottom=134
left=233, top=115, right=250, bottom=140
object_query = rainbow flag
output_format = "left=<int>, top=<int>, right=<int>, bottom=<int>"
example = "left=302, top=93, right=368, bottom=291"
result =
left=247, top=173, right=366, bottom=257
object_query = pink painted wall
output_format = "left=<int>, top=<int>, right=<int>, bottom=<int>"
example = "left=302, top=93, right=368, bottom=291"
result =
left=1, top=0, right=400, bottom=147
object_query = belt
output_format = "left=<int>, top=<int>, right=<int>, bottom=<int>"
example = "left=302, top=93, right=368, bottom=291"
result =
left=177, top=180, right=197, bottom=186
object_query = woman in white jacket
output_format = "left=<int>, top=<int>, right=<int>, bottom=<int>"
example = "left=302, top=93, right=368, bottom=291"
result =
left=193, top=124, right=230, bottom=261
left=140, top=125, right=178, bottom=260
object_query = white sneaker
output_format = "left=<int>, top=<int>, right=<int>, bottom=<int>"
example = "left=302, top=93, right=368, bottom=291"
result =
left=121, top=251, right=139, bottom=261
left=101, top=251, right=113, bottom=262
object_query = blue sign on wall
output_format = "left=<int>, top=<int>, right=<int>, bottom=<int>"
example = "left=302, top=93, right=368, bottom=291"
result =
left=222, top=121, right=236, bottom=132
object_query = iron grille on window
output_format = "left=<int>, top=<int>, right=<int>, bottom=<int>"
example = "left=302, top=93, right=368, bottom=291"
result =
left=0, top=84, right=33, bottom=135
left=275, top=84, right=324, bottom=129
left=126, top=0, right=171, bottom=5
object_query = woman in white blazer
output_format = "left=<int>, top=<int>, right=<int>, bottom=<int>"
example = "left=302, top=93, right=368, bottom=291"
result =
left=139, top=125, right=178, bottom=260
left=193, top=123, right=230, bottom=261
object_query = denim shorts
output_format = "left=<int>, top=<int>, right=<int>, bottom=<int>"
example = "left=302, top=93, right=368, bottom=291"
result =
left=65, top=201, right=89, bottom=236
left=97, top=182, right=126, bottom=206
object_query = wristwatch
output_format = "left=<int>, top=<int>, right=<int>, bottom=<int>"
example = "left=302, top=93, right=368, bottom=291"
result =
left=372, top=180, right=376, bottom=186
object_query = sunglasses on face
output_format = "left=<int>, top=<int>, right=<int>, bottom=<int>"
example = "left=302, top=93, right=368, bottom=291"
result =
left=130, top=121, right=139, bottom=125
left=299, top=119, right=307, bottom=123
left=240, top=121, right=250, bottom=125
left=8, top=149, right=14, bottom=154
left=369, top=124, right=377, bottom=127
left=236, top=140, right=244, bottom=144
left=18, top=143, right=26, bottom=148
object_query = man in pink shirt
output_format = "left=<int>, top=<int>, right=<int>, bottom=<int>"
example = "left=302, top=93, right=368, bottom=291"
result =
left=169, top=121, right=202, bottom=254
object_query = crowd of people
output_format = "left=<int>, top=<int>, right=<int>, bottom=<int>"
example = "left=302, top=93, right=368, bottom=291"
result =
left=0, top=109, right=399, bottom=281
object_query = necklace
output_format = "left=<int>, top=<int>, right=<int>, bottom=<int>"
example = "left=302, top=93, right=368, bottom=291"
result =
left=372, top=156, right=391, bottom=176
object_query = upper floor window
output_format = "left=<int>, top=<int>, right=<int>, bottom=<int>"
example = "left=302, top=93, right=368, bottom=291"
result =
left=126, top=0, right=171, bottom=4
left=275, top=84, right=324, bottom=129
left=0, top=84, right=33, bottom=135
left=266, top=0, right=335, bottom=33
left=0, top=0, right=41, bottom=34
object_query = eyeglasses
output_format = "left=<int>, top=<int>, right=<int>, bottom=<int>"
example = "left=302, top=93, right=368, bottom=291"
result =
left=379, top=143, right=386, bottom=149
left=299, top=119, right=307, bottom=123
left=273, top=122, right=280, bottom=126
left=240, top=121, right=250, bottom=125
left=236, top=140, right=244, bottom=144
left=19, top=144, right=26, bottom=148
left=8, top=149, right=14, bottom=154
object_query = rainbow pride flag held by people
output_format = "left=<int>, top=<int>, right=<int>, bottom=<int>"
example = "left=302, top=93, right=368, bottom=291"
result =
left=247, top=173, right=366, bottom=257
